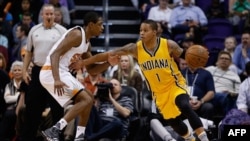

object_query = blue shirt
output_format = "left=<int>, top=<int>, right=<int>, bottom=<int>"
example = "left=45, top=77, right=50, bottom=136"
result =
left=232, top=44, right=250, bottom=74
left=169, top=4, right=208, bottom=27
left=181, top=68, right=215, bottom=100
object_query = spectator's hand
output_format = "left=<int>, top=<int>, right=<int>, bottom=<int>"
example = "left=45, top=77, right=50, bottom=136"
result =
left=54, top=80, right=69, bottom=96
left=192, top=101, right=201, bottom=110
left=22, top=71, right=31, bottom=85
left=188, top=20, right=199, bottom=27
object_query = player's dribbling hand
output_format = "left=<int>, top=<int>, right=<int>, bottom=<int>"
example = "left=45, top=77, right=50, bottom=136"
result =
left=108, top=52, right=120, bottom=66
left=69, top=60, right=84, bottom=74
left=54, top=80, right=69, bottom=96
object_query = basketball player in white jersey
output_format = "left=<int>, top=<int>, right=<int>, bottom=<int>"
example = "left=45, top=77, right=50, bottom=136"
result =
left=39, top=11, right=115, bottom=141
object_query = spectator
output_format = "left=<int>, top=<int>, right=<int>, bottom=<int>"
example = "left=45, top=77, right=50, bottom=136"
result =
left=0, top=1, right=13, bottom=44
left=112, top=54, right=143, bottom=95
left=12, top=12, right=35, bottom=45
left=0, top=25, right=8, bottom=49
left=0, top=52, right=7, bottom=72
left=236, top=61, right=250, bottom=113
left=11, top=24, right=29, bottom=63
left=233, top=30, right=250, bottom=81
left=11, top=0, right=34, bottom=25
left=0, top=61, right=23, bottom=141
left=206, top=0, right=226, bottom=19
left=223, top=36, right=238, bottom=74
left=206, top=51, right=241, bottom=116
left=147, top=0, right=173, bottom=38
left=85, top=78, right=134, bottom=141
left=169, top=0, right=208, bottom=44
left=140, top=0, right=158, bottom=21
left=178, top=58, right=187, bottom=71
left=156, top=21, right=169, bottom=39
left=181, top=64, right=215, bottom=120
left=54, top=7, right=69, bottom=29
left=228, top=0, right=250, bottom=33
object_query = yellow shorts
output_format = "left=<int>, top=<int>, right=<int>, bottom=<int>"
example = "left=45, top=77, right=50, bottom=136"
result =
left=154, top=84, right=187, bottom=119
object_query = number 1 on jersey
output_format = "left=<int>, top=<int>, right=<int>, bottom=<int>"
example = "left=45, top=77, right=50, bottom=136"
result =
left=156, top=73, right=160, bottom=82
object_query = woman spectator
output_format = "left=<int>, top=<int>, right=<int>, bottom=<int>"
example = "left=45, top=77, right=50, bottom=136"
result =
left=0, top=61, right=23, bottom=141
left=112, top=55, right=143, bottom=95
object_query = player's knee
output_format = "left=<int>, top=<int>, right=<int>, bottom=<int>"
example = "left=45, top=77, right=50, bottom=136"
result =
left=175, top=94, right=191, bottom=111
left=76, top=90, right=94, bottom=105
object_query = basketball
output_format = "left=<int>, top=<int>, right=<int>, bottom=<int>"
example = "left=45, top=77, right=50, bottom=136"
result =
left=185, top=45, right=209, bottom=68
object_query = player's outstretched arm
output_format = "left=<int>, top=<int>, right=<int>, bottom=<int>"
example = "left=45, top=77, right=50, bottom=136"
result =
left=69, top=43, right=137, bottom=75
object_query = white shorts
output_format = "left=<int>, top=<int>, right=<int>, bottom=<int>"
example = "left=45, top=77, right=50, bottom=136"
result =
left=39, top=66, right=85, bottom=107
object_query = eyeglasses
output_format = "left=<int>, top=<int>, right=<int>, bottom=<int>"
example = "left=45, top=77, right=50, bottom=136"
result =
left=219, top=57, right=230, bottom=60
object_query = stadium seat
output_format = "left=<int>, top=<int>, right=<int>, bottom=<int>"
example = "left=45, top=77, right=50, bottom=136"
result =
left=207, top=18, right=233, bottom=37
left=195, top=0, right=212, bottom=13
left=203, top=35, right=225, bottom=66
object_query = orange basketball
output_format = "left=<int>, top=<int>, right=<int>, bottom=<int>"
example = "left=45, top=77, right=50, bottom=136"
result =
left=185, top=45, right=209, bottom=68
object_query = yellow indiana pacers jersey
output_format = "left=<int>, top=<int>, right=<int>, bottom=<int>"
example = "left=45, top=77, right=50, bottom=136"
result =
left=137, top=38, right=187, bottom=119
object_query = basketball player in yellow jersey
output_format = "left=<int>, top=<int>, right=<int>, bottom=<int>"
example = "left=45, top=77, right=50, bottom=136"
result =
left=69, top=19, right=209, bottom=141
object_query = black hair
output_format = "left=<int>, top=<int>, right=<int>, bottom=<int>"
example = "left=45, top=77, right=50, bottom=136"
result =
left=83, top=11, right=101, bottom=26
left=246, top=61, right=250, bottom=76
left=142, top=19, right=158, bottom=31
left=19, top=23, right=30, bottom=36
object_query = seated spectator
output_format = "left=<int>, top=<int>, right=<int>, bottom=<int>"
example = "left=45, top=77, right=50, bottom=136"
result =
left=232, top=30, right=250, bottom=81
left=181, top=62, right=215, bottom=120
left=236, top=61, right=250, bottom=113
left=178, top=58, right=187, bottom=71
left=169, top=0, right=208, bottom=44
left=156, top=21, right=170, bottom=39
left=206, top=51, right=242, bottom=116
left=223, top=36, right=238, bottom=74
left=168, top=0, right=195, bottom=8
left=147, top=0, right=172, bottom=38
left=0, top=52, right=7, bottom=72
left=0, top=61, right=23, bottom=141
left=140, top=0, right=158, bottom=21
left=206, top=0, right=226, bottom=19
left=85, top=78, right=134, bottom=141
left=228, top=0, right=250, bottom=33
left=112, top=54, right=143, bottom=95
